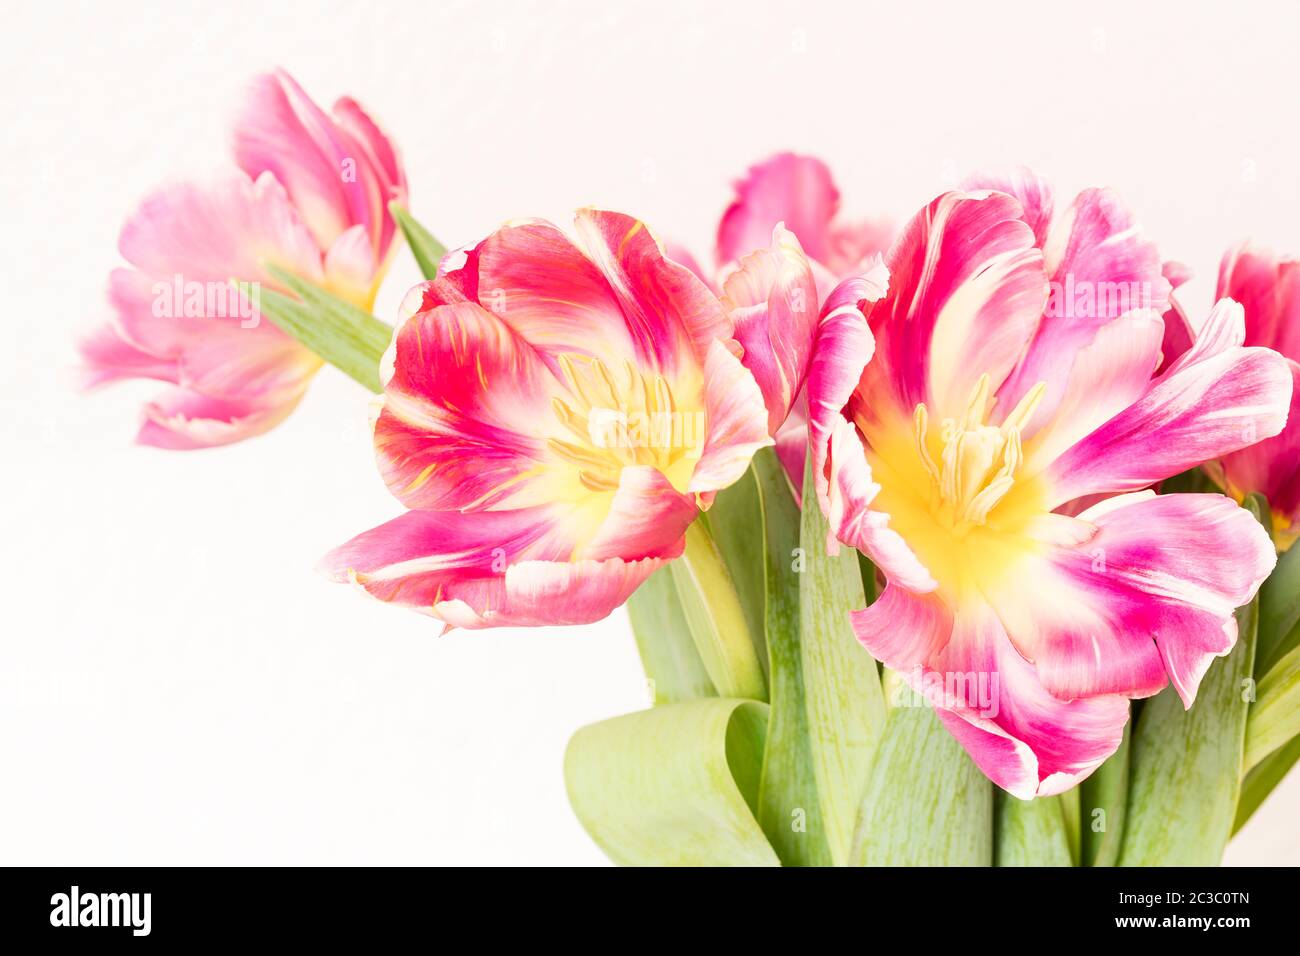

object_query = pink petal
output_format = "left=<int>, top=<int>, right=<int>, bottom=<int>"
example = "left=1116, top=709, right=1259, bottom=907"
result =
left=687, top=339, right=774, bottom=496
left=373, top=301, right=560, bottom=512
left=1157, top=263, right=1197, bottom=375
left=581, top=465, right=699, bottom=562
left=1020, top=309, right=1165, bottom=474
left=117, top=170, right=323, bottom=287
left=998, top=187, right=1171, bottom=422
left=321, top=507, right=671, bottom=629
left=961, top=166, right=1055, bottom=247
left=863, top=190, right=1046, bottom=423
left=136, top=386, right=305, bottom=450
left=1218, top=242, right=1300, bottom=356
left=1217, top=358, right=1300, bottom=528
left=722, top=224, right=820, bottom=433
left=717, top=153, right=841, bottom=267
left=1046, top=299, right=1293, bottom=505
left=106, top=267, right=315, bottom=406
left=574, top=209, right=733, bottom=376
left=850, top=583, right=952, bottom=670
left=78, top=323, right=177, bottom=389
left=1027, top=493, right=1274, bottom=707
left=926, top=602, right=1130, bottom=799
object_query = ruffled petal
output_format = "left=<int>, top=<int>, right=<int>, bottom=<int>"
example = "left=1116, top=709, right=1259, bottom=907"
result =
left=136, top=386, right=305, bottom=450
left=1045, top=299, right=1293, bottom=505
left=998, top=187, right=1171, bottom=421
left=1216, top=358, right=1300, bottom=531
left=961, top=166, right=1055, bottom=247
left=1005, top=493, right=1274, bottom=707
left=373, top=301, right=562, bottom=512
left=687, top=340, right=773, bottom=495
left=722, top=224, right=820, bottom=433
left=717, top=153, right=841, bottom=267
left=320, top=507, right=668, bottom=629
left=1218, top=242, right=1300, bottom=356
left=862, top=190, right=1047, bottom=425
left=1021, top=309, right=1165, bottom=474
left=580, top=465, right=697, bottom=562
left=574, top=208, right=733, bottom=377
left=925, top=602, right=1130, bottom=799
left=117, top=170, right=323, bottom=286
left=78, top=323, right=177, bottom=389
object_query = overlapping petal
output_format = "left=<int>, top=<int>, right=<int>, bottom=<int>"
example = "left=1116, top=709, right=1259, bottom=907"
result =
left=1045, top=299, right=1292, bottom=506
left=329, top=209, right=777, bottom=629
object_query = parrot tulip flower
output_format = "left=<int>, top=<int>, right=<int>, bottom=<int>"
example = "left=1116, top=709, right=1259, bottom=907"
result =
left=322, top=209, right=855, bottom=629
left=808, top=186, right=1290, bottom=798
left=79, top=69, right=407, bottom=449
left=1207, top=243, right=1300, bottom=548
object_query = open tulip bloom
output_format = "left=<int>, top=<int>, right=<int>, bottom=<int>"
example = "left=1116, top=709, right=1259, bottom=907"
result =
left=83, top=73, right=1300, bottom=866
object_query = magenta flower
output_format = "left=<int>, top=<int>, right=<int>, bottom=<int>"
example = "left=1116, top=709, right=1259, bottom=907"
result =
left=806, top=185, right=1290, bottom=797
left=79, top=69, right=407, bottom=449
left=322, top=210, right=851, bottom=629
left=1207, top=244, right=1300, bottom=547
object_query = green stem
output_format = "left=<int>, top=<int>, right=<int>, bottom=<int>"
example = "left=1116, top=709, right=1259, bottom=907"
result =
left=669, top=519, right=768, bottom=702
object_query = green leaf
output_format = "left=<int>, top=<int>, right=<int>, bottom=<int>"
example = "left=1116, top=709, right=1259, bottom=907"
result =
left=751, top=448, right=832, bottom=866
left=669, top=520, right=767, bottom=701
left=994, top=792, right=1073, bottom=867
left=389, top=202, right=448, bottom=281
left=851, top=695, right=994, bottom=866
left=1257, top=541, right=1300, bottom=677
left=626, top=567, right=715, bottom=704
left=1244, top=641, right=1300, bottom=771
left=1119, top=497, right=1263, bottom=865
left=1080, top=721, right=1130, bottom=866
left=564, top=698, right=779, bottom=866
left=1234, top=734, right=1300, bottom=833
left=708, top=467, right=770, bottom=680
left=246, top=265, right=394, bottom=393
left=798, top=452, right=886, bottom=865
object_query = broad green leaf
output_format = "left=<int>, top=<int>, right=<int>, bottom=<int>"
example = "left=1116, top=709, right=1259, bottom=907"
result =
left=1234, top=734, right=1300, bottom=833
left=994, top=792, right=1072, bottom=867
left=1120, top=495, right=1262, bottom=865
left=669, top=520, right=767, bottom=701
left=626, top=567, right=715, bottom=704
left=1258, top=541, right=1300, bottom=677
left=851, top=696, right=993, bottom=866
left=1244, top=641, right=1300, bottom=771
left=798, top=452, right=886, bottom=865
left=1080, top=721, right=1130, bottom=866
left=751, top=448, right=832, bottom=866
left=248, top=266, right=394, bottom=393
left=708, top=467, right=769, bottom=679
left=389, top=202, right=448, bottom=280
left=564, top=698, right=778, bottom=866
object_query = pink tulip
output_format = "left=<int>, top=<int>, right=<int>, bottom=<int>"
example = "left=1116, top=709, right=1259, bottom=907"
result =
left=79, top=69, right=407, bottom=449
left=322, top=210, right=854, bottom=629
left=1207, top=244, right=1300, bottom=548
left=807, top=185, right=1289, bottom=797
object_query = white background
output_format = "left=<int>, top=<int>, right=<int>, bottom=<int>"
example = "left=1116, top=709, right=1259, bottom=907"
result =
left=3, top=0, right=1297, bottom=864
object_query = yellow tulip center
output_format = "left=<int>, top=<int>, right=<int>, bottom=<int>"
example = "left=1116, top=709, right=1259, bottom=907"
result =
left=546, top=352, right=703, bottom=496
left=864, top=374, right=1049, bottom=599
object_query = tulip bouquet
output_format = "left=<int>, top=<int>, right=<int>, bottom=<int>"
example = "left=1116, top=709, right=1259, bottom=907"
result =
left=83, top=71, right=1300, bottom=867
